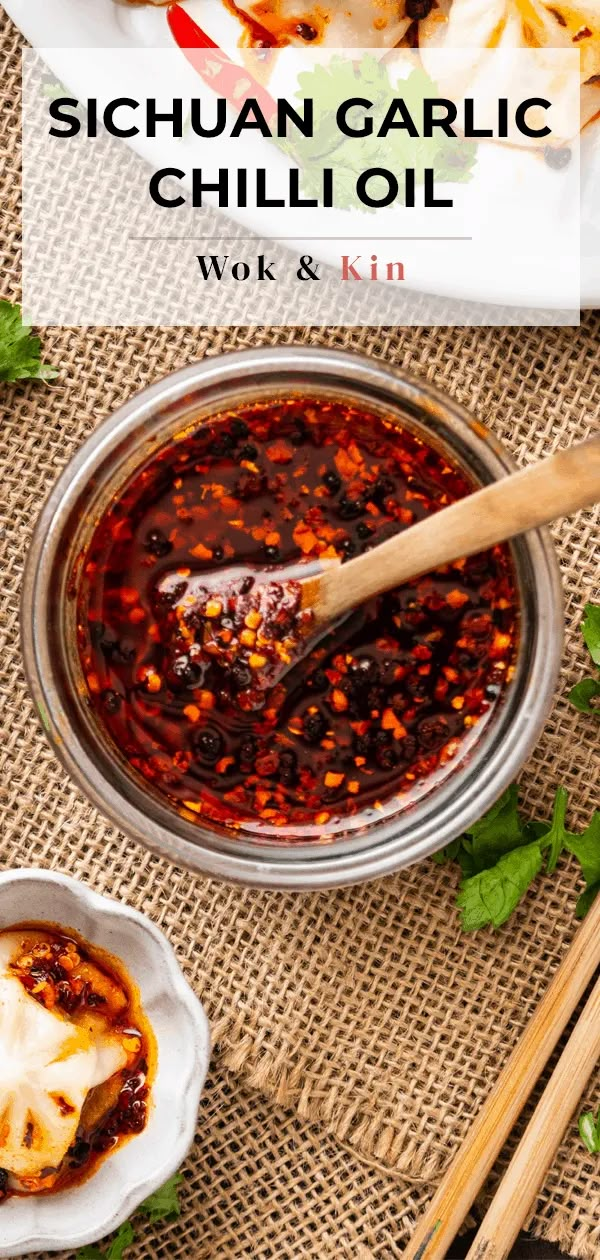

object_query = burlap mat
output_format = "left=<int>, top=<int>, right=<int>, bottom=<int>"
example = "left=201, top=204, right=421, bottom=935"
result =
left=2, top=10, right=600, bottom=1257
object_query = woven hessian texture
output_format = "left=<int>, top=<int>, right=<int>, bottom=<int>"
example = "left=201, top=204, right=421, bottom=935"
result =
left=2, top=10, right=600, bottom=1258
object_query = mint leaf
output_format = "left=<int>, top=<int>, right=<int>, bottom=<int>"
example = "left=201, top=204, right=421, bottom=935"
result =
left=465, top=784, right=525, bottom=873
left=139, top=1173, right=184, bottom=1223
left=582, top=604, right=600, bottom=667
left=434, top=771, right=599, bottom=932
left=0, top=299, right=57, bottom=382
left=432, top=837, right=462, bottom=865
left=568, top=677, right=600, bottom=716
left=579, top=1110, right=600, bottom=1154
left=456, top=841, right=543, bottom=932
left=523, top=819, right=550, bottom=842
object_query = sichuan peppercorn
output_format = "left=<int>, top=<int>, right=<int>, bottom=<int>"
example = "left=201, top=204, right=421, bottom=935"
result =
left=77, top=398, right=517, bottom=835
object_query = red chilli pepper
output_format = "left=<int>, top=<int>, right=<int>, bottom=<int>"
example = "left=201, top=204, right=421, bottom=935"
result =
left=166, top=3, right=278, bottom=125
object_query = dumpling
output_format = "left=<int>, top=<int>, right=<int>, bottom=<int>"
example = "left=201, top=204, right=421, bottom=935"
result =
left=0, top=961, right=126, bottom=1184
left=223, top=1, right=413, bottom=47
left=419, top=0, right=600, bottom=131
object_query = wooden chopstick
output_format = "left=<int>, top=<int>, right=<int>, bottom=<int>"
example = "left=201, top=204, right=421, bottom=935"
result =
left=404, top=890, right=600, bottom=1260
left=465, top=969, right=600, bottom=1260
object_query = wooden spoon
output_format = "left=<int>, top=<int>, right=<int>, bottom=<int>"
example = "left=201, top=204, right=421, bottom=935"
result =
left=158, top=437, right=600, bottom=704
left=300, top=436, right=600, bottom=627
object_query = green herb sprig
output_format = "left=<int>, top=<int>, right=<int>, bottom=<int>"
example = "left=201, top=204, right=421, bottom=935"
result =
left=283, top=55, right=476, bottom=213
left=0, top=300, right=57, bottom=383
left=75, top=1174, right=184, bottom=1259
left=436, top=784, right=600, bottom=931
left=579, top=1108, right=600, bottom=1154
left=568, top=603, right=600, bottom=718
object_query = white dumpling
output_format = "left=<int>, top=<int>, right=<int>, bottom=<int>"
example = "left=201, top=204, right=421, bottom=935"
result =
left=0, top=973, right=126, bottom=1181
left=419, top=0, right=600, bottom=131
left=228, top=1, right=412, bottom=48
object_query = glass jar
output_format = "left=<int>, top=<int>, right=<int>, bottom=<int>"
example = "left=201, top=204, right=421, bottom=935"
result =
left=21, top=347, right=562, bottom=888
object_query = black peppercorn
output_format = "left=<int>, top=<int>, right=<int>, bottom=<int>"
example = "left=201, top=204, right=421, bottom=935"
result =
left=101, top=689, right=121, bottom=714
left=144, top=527, right=172, bottom=558
left=239, top=443, right=258, bottom=461
left=230, top=418, right=249, bottom=439
left=338, top=495, right=365, bottom=520
left=323, top=470, right=341, bottom=494
left=303, top=710, right=327, bottom=743
left=171, top=655, right=202, bottom=688
left=295, top=21, right=318, bottom=40
left=231, top=661, right=253, bottom=691
left=192, top=728, right=224, bottom=763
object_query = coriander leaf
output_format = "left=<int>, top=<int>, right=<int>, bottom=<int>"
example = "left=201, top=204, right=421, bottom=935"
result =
left=106, top=1223, right=135, bottom=1260
left=568, top=677, right=600, bottom=717
left=107, top=1224, right=135, bottom=1260
left=576, top=880, right=600, bottom=919
left=0, top=300, right=57, bottom=383
left=464, top=784, right=526, bottom=873
left=456, top=841, right=543, bottom=932
left=76, top=1248, right=105, bottom=1260
left=42, top=79, right=66, bottom=102
left=290, top=55, right=476, bottom=214
left=539, top=786, right=574, bottom=874
left=582, top=603, right=600, bottom=667
left=139, top=1173, right=184, bottom=1223
left=578, top=1110, right=600, bottom=1154
left=566, top=812, right=600, bottom=918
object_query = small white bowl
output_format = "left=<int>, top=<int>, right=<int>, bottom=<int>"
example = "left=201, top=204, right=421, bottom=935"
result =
left=0, top=868, right=210, bottom=1257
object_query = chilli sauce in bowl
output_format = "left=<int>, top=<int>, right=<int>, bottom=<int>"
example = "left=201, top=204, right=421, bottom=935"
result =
left=22, top=348, right=562, bottom=887
left=76, top=396, right=517, bottom=841
left=0, top=922, right=153, bottom=1204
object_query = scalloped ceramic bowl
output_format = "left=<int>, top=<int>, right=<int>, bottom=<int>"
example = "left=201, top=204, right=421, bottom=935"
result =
left=0, top=868, right=211, bottom=1257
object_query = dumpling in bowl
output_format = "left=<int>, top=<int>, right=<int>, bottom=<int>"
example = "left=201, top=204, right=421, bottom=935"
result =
left=0, top=927, right=152, bottom=1201
left=0, top=973, right=126, bottom=1185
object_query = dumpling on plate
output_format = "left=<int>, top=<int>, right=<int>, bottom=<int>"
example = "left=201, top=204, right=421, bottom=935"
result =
left=221, top=0, right=413, bottom=47
left=419, top=0, right=600, bottom=131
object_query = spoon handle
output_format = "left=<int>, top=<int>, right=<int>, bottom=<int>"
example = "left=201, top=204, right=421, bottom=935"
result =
left=315, top=435, right=600, bottom=624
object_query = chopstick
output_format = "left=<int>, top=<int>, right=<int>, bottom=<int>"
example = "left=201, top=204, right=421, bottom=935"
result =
left=465, top=969, right=600, bottom=1260
left=404, top=889, right=600, bottom=1260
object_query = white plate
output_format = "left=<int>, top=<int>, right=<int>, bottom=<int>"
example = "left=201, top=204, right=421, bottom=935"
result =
left=6, top=0, right=600, bottom=309
left=0, top=868, right=210, bottom=1256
